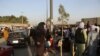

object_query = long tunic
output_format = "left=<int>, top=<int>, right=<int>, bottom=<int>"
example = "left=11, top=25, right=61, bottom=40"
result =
left=88, top=31, right=98, bottom=56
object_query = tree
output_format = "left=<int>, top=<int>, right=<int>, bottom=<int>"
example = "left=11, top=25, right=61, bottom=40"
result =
left=58, top=4, right=69, bottom=24
left=58, top=4, right=70, bottom=56
left=0, top=15, right=28, bottom=24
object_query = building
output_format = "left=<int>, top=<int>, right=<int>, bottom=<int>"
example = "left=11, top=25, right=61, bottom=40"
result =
left=82, top=17, right=100, bottom=25
left=0, top=23, right=30, bottom=30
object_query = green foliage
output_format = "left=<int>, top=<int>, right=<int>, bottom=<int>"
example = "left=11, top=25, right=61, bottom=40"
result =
left=58, top=4, right=70, bottom=22
left=0, top=15, right=28, bottom=24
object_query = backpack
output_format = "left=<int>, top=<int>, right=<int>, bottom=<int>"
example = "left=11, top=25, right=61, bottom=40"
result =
left=75, top=28, right=85, bottom=43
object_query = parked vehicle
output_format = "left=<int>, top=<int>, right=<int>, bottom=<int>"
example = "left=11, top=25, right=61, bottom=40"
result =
left=0, top=45, right=14, bottom=56
left=7, top=31, right=27, bottom=47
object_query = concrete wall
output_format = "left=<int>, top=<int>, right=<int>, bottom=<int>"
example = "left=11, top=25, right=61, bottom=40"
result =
left=82, top=17, right=100, bottom=25
left=97, top=17, right=100, bottom=25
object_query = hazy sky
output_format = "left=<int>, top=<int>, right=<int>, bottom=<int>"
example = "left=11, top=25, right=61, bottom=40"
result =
left=0, top=0, right=100, bottom=25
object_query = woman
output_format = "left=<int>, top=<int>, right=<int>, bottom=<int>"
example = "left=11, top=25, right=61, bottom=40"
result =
left=33, top=22, right=46, bottom=56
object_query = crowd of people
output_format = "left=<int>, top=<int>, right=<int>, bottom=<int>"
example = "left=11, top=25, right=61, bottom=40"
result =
left=64, top=21, right=99, bottom=56
left=29, top=21, right=100, bottom=56
left=0, top=21, right=100, bottom=56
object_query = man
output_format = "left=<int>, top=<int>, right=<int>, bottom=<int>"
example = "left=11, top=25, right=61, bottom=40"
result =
left=28, top=27, right=34, bottom=46
left=75, top=21, right=87, bottom=56
left=87, top=24, right=99, bottom=56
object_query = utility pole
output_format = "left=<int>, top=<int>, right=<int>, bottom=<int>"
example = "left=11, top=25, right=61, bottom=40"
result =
left=21, top=12, right=24, bottom=24
left=22, top=16, right=23, bottom=24
left=50, top=0, right=53, bottom=20
left=46, top=0, right=48, bottom=21
left=50, top=0, right=53, bottom=32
